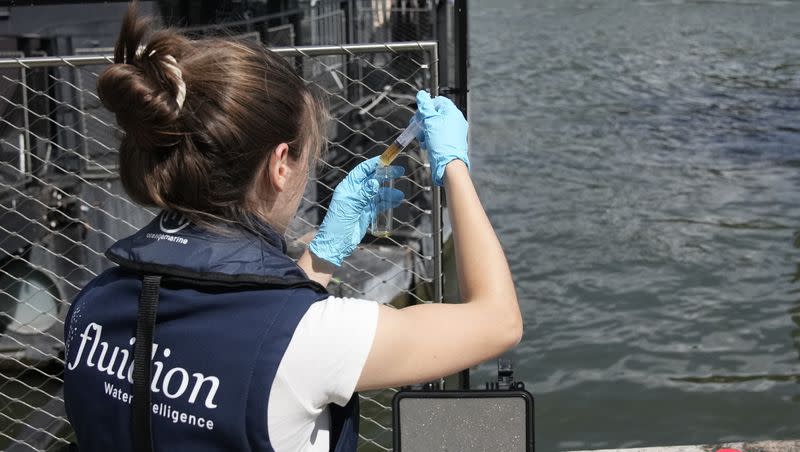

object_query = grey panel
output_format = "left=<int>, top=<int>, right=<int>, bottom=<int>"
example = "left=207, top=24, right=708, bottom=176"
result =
left=398, top=397, right=527, bottom=452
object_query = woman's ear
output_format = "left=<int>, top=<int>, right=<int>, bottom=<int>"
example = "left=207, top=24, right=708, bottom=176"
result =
left=268, top=143, right=292, bottom=193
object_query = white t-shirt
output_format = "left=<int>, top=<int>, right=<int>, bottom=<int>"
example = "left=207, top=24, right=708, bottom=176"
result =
left=267, top=296, right=379, bottom=451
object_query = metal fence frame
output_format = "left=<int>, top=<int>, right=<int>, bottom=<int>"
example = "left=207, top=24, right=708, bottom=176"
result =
left=0, top=41, right=441, bottom=451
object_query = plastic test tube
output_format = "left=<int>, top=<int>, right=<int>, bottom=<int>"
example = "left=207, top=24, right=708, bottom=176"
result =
left=378, top=116, right=423, bottom=167
left=371, top=116, right=423, bottom=237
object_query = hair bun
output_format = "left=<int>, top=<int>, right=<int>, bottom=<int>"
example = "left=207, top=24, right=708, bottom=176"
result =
left=97, top=61, right=183, bottom=151
left=96, top=4, right=189, bottom=153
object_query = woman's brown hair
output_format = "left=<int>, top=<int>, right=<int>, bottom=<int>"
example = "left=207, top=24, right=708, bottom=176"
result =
left=98, top=4, right=327, bottom=228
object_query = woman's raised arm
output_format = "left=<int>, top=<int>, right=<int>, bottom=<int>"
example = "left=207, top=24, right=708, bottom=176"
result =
left=356, top=92, right=522, bottom=391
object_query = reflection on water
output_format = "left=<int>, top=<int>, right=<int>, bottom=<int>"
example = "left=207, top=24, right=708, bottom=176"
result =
left=471, top=0, right=800, bottom=449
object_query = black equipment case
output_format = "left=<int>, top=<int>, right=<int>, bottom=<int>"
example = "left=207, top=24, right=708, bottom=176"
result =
left=392, top=360, right=534, bottom=451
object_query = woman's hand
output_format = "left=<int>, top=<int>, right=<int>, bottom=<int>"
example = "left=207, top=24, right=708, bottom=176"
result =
left=308, top=157, right=404, bottom=267
left=414, top=91, right=470, bottom=186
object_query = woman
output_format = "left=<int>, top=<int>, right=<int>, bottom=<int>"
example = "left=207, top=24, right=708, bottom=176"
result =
left=63, top=5, right=522, bottom=452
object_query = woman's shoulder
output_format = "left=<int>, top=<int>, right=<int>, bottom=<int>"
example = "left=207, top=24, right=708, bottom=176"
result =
left=274, top=295, right=380, bottom=406
left=291, top=295, right=380, bottom=347
left=304, top=295, right=380, bottom=323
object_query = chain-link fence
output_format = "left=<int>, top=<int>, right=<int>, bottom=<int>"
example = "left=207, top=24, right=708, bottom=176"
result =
left=0, top=41, right=440, bottom=451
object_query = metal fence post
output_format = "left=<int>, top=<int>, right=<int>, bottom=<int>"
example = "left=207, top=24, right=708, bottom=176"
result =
left=75, top=65, right=91, bottom=166
left=453, top=0, right=469, bottom=118
left=19, top=65, right=31, bottom=176
left=428, top=43, right=447, bottom=392
left=430, top=43, right=443, bottom=309
left=453, top=0, right=471, bottom=391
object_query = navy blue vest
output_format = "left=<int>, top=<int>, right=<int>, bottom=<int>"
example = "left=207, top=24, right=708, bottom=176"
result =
left=63, top=212, right=360, bottom=451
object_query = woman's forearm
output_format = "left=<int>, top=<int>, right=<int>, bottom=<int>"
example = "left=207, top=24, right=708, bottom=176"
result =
left=444, top=161, right=522, bottom=340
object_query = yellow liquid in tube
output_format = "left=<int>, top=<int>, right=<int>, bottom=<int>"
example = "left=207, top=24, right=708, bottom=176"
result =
left=378, top=117, right=422, bottom=166
left=379, top=143, right=402, bottom=167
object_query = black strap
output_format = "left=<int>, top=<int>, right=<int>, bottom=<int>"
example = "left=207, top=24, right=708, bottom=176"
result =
left=132, top=275, right=162, bottom=452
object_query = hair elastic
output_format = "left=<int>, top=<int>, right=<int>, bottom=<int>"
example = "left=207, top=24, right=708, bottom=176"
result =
left=134, top=45, right=186, bottom=110
left=161, top=55, right=186, bottom=109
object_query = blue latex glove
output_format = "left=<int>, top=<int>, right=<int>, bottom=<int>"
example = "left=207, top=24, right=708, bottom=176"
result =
left=309, top=157, right=404, bottom=266
left=414, top=90, right=470, bottom=186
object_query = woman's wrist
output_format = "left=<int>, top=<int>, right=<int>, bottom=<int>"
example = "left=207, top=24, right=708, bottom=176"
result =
left=298, top=248, right=336, bottom=287
left=443, top=159, right=469, bottom=184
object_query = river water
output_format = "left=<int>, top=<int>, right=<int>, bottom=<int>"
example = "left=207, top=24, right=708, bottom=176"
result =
left=468, top=0, right=800, bottom=449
